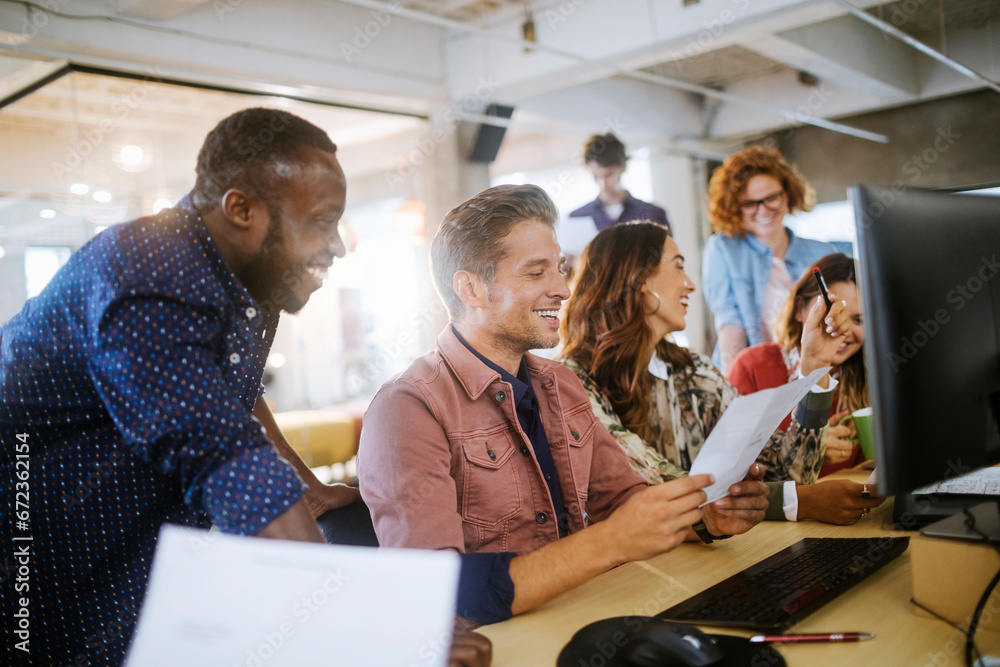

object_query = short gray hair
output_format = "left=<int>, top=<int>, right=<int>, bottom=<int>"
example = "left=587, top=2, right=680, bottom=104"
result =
left=430, top=184, right=558, bottom=319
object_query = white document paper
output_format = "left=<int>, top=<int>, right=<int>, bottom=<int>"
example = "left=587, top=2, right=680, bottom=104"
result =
left=689, top=366, right=831, bottom=504
left=556, top=216, right=600, bottom=258
left=912, top=466, right=1000, bottom=496
left=126, top=525, right=460, bottom=667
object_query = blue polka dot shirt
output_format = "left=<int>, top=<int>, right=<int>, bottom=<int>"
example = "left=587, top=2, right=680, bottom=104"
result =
left=0, top=196, right=306, bottom=666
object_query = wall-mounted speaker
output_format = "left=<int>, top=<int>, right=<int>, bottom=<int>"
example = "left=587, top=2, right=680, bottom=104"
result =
left=469, top=104, right=514, bottom=163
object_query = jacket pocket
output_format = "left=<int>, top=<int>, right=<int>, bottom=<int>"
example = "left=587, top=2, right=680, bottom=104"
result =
left=562, top=404, right=598, bottom=522
left=458, top=426, right=521, bottom=526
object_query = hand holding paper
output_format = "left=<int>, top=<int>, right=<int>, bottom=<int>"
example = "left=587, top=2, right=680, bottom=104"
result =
left=690, top=366, right=831, bottom=504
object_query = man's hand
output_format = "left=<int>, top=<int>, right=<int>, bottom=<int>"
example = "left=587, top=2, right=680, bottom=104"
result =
left=253, top=398, right=363, bottom=518
left=448, top=631, right=492, bottom=667
left=303, top=482, right=362, bottom=518
left=701, top=463, right=769, bottom=537
left=256, top=498, right=324, bottom=542
left=601, top=475, right=712, bottom=564
left=797, top=480, right=885, bottom=525
left=824, top=412, right=855, bottom=466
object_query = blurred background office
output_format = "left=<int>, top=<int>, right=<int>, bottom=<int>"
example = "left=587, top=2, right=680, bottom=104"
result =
left=0, top=0, right=998, bottom=417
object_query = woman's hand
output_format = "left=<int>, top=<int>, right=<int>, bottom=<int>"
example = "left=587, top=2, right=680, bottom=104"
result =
left=797, top=480, right=885, bottom=524
left=800, top=292, right=851, bottom=378
left=824, top=411, right=856, bottom=466
left=701, top=464, right=769, bottom=537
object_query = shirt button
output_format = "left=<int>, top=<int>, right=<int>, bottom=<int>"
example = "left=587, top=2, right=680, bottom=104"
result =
left=229, top=353, right=241, bottom=364
left=536, top=512, right=548, bottom=524
left=571, top=430, right=580, bottom=440
left=487, top=449, right=496, bottom=461
left=495, top=390, right=507, bottom=403
left=545, top=474, right=551, bottom=481
left=245, top=307, right=257, bottom=319
left=520, top=446, right=530, bottom=456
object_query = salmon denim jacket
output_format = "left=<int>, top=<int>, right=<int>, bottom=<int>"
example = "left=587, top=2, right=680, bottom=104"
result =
left=358, top=327, right=648, bottom=555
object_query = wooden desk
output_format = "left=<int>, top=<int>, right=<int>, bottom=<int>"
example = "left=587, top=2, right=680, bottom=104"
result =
left=479, top=471, right=1000, bottom=665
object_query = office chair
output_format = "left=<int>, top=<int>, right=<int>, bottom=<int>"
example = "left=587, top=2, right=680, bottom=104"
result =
left=316, top=500, right=379, bottom=547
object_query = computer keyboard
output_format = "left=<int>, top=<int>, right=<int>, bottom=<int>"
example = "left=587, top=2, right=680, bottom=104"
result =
left=657, top=536, right=910, bottom=630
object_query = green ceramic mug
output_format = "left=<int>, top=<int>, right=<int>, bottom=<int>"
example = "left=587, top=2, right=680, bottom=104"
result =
left=838, top=407, right=875, bottom=460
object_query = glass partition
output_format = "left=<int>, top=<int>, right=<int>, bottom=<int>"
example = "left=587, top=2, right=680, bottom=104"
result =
left=0, top=57, right=430, bottom=410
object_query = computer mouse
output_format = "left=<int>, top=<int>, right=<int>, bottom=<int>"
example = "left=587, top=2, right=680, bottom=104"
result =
left=622, top=621, right=724, bottom=667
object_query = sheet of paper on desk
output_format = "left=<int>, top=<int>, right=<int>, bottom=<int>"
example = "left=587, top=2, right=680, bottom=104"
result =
left=125, top=525, right=459, bottom=667
left=912, top=466, right=1000, bottom=495
left=690, top=366, right=831, bottom=504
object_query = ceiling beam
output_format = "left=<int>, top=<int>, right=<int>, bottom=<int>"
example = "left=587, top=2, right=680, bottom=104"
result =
left=0, top=0, right=448, bottom=112
left=829, top=0, right=1000, bottom=95
left=742, top=14, right=918, bottom=99
left=338, top=0, right=889, bottom=143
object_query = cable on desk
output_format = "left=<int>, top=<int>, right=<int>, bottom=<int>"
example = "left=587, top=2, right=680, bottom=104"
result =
left=961, top=506, right=1000, bottom=667
left=910, top=598, right=986, bottom=666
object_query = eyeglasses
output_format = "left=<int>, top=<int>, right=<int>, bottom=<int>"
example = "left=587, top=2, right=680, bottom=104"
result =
left=740, top=191, right=785, bottom=216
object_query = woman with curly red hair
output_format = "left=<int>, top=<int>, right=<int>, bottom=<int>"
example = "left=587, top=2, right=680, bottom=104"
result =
left=702, top=145, right=840, bottom=373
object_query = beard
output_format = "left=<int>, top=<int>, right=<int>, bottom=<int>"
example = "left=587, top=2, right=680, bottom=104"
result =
left=484, top=294, right=560, bottom=357
left=491, top=323, right=558, bottom=357
left=242, top=203, right=309, bottom=315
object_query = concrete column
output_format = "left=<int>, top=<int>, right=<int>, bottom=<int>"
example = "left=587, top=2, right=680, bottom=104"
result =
left=0, top=251, right=27, bottom=325
left=416, top=106, right=491, bottom=345
left=648, top=151, right=712, bottom=357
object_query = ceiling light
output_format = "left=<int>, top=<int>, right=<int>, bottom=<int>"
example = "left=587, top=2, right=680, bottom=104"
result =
left=268, top=353, right=286, bottom=369
left=40, top=209, right=56, bottom=219
left=120, top=145, right=144, bottom=165
left=113, top=139, right=153, bottom=173
left=0, top=246, right=5, bottom=260
left=152, top=198, right=172, bottom=213
left=93, top=191, right=112, bottom=203
left=70, top=183, right=89, bottom=195
left=521, top=12, right=536, bottom=54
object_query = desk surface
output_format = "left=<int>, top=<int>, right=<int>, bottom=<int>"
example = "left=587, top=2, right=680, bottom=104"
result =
left=479, top=469, right=1000, bottom=666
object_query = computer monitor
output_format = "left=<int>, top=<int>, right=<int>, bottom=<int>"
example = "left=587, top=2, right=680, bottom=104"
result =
left=850, top=185, right=1000, bottom=500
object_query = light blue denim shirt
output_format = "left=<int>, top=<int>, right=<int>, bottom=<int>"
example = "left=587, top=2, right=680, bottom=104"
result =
left=702, top=228, right=848, bottom=367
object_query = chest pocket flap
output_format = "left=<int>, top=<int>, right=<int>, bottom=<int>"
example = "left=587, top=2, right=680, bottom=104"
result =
left=458, top=426, right=520, bottom=525
left=562, top=403, right=598, bottom=448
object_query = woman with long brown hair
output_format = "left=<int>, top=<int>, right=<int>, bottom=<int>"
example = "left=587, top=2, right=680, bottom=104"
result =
left=729, top=253, right=868, bottom=478
left=561, top=222, right=883, bottom=524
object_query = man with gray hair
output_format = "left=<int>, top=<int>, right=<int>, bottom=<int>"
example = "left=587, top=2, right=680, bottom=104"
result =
left=359, top=184, right=768, bottom=627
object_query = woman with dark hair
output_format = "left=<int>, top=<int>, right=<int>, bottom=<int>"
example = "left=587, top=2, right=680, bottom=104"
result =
left=561, top=222, right=883, bottom=525
left=729, top=253, right=868, bottom=478
left=702, top=145, right=840, bottom=373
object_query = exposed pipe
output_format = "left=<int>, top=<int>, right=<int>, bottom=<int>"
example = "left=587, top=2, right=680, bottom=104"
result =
left=829, top=0, right=1000, bottom=95
left=338, top=0, right=890, bottom=143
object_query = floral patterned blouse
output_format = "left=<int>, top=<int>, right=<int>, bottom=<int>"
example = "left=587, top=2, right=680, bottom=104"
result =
left=563, top=353, right=828, bottom=486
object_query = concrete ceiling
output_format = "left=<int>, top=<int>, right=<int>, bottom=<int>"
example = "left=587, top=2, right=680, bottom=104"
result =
left=0, top=0, right=996, bottom=217
left=0, top=0, right=995, bottom=141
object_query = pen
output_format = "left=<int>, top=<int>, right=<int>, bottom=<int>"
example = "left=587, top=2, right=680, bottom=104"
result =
left=812, top=266, right=834, bottom=312
left=749, top=632, right=874, bottom=643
